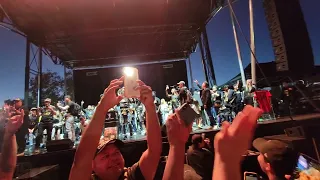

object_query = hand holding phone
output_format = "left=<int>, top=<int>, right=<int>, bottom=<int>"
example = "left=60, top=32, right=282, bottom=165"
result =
left=123, top=67, right=140, bottom=98
left=177, top=103, right=198, bottom=127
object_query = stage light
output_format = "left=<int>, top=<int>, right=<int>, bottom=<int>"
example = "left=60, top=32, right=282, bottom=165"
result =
left=123, top=67, right=134, bottom=77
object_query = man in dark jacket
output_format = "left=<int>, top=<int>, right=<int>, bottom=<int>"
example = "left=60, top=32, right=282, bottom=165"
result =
left=200, top=82, right=215, bottom=128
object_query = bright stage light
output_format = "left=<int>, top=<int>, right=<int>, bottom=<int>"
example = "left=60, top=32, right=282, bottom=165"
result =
left=123, top=67, right=134, bottom=77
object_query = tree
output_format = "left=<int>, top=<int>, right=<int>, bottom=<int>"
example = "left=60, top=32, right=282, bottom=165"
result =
left=29, top=70, right=64, bottom=108
left=65, top=70, right=74, bottom=99
left=27, top=69, right=75, bottom=108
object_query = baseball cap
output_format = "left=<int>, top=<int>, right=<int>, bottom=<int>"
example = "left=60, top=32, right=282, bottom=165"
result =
left=177, top=81, right=185, bottom=85
left=96, top=139, right=124, bottom=156
left=30, top=107, right=37, bottom=111
left=13, top=98, right=22, bottom=102
left=44, top=98, right=51, bottom=102
left=253, top=138, right=299, bottom=176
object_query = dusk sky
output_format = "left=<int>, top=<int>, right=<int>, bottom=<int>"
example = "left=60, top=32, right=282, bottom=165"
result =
left=0, top=0, right=319, bottom=105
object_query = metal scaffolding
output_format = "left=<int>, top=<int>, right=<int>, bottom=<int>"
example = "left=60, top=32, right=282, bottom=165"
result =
left=198, top=27, right=217, bottom=87
left=24, top=40, right=43, bottom=108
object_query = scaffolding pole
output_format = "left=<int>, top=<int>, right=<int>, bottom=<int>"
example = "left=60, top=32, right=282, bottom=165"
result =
left=64, top=66, right=67, bottom=96
left=198, top=33, right=209, bottom=84
left=202, top=27, right=217, bottom=86
left=37, top=47, right=43, bottom=107
left=187, top=57, right=195, bottom=90
left=249, top=0, right=256, bottom=86
left=24, top=39, right=30, bottom=107
left=228, top=2, right=246, bottom=87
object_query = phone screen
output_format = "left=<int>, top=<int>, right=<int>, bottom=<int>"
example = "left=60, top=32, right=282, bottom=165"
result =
left=123, top=67, right=140, bottom=98
left=177, top=103, right=198, bottom=126
left=244, top=172, right=258, bottom=180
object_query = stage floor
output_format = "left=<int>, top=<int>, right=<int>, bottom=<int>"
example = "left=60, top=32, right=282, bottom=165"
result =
left=120, top=113, right=320, bottom=142
left=18, top=113, right=320, bottom=157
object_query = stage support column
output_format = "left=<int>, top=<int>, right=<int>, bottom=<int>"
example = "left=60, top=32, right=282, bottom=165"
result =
left=202, top=27, right=217, bottom=86
left=24, top=39, right=30, bottom=107
left=198, top=33, right=209, bottom=84
left=228, top=1, right=246, bottom=87
left=187, top=57, right=195, bottom=90
left=37, top=46, right=43, bottom=107
left=249, top=0, right=256, bottom=86
left=64, top=66, right=67, bottom=96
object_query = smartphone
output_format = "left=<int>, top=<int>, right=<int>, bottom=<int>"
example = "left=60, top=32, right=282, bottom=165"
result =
left=244, top=172, right=258, bottom=180
left=177, top=103, right=198, bottom=126
left=123, top=67, right=140, bottom=98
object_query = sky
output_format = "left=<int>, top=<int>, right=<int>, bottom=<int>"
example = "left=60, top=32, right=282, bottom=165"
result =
left=0, top=0, right=319, bottom=105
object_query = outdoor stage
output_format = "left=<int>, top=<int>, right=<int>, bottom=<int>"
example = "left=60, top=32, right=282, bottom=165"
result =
left=15, top=113, right=320, bottom=179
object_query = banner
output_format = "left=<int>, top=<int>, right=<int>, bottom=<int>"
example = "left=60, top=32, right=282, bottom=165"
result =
left=254, top=90, right=272, bottom=113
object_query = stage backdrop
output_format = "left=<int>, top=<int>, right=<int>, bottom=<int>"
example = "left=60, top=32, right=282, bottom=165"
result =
left=73, top=60, right=188, bottom=106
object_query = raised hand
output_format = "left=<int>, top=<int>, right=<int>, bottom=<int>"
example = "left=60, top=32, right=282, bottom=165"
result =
left=166, top=110, right=192, bottom=146
left=6, top=109, right=24, bottom=135
left=214, top=105, right=262, bottom=162
left=135, top=80, right=154, bottom=109
left=99, top=77, right=124, bottom=112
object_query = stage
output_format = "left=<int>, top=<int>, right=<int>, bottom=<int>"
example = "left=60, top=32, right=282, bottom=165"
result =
left=15, top=113, right=320, bottom=179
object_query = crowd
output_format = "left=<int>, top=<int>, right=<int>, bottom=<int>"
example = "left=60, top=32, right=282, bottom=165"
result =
left=0, top=77, right=310, bottom=180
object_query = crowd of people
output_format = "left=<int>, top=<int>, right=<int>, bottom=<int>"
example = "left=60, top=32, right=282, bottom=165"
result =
left=0, top=77, right=311, bottom=180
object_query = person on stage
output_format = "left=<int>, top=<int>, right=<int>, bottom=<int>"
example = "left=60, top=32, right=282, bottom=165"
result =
left=152, top=91, right=163, bottom=126
left=37, top=98, right=56, bottom=145
left=244, top=79, right=255, bottom=106
left=69, top=77, right=162, bottom=180
left=177, top=81, right=193, bottom=105
left=57, top=95, right=77, bottom=142
left=12, top=98, right=29, bottom=154
left=165, top=85, right=180, bottom=111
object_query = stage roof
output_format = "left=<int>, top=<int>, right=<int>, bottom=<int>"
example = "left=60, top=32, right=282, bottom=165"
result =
left=1, top=0, right=224, bottom=68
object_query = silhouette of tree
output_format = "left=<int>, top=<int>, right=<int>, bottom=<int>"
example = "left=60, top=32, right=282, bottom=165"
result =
left=29, top=70, right=64, bottom=108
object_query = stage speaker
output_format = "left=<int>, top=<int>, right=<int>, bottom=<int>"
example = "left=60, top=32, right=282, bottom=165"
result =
left=263, top=0, right=314, bottom=74
left=46, top=139, right=73, bottom=152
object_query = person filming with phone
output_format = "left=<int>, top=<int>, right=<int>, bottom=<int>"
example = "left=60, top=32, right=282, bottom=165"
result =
left=69, top=75, right=162, bottom=180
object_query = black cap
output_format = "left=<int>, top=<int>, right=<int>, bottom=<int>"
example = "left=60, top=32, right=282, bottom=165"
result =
left=96, top=139, right=124, bottom=156
left=253, top=138, right=299, bottom=176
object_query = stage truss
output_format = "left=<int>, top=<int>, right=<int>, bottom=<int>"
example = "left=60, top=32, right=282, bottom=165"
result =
left=0, top=0, right=228, bottom=106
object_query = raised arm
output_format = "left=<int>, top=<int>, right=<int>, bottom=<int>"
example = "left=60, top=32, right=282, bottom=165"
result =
left=57, top=104, right=69, bottom=111
left=213, top=106, right=262, bottom=180
left=0, top=110, right=24, bottom=180
left=69, top=78, right=124, bottom=180
left=135, top=80, right=162, bottom=180
left=163, top=111, right=192, bottom=180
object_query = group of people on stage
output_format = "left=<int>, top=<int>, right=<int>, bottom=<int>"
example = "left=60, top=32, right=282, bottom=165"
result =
left=0, top=95, right=83, bottom=154
left=0, top=77, right=303, bottom=180
left=0, top=77, right=302, bottom=155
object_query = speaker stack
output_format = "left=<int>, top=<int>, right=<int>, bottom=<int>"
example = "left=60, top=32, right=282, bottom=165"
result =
left=263, top=0, right=314, bottom=75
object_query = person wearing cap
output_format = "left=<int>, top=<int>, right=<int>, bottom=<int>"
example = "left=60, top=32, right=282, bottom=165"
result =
left=38, top=98, right=56, bottom=144
left=69, top=77, right=162, bottom=180
left=28, top=108, right=39, bottom=134
left=253, top=138, right=299, bottom=180
left=177, top=80, right=193, bottom=105
left=186, top=134, right=214, bottom=180
left=13, top=98, right=29, bottom=154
